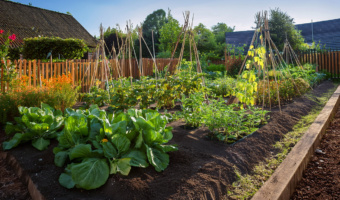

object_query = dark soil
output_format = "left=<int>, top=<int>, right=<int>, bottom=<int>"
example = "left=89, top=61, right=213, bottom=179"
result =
left=291, top=106, right=340, bottom=200
left=0, top=81, right=336, bottom=200
left=0, top=157, right=31, bottom=200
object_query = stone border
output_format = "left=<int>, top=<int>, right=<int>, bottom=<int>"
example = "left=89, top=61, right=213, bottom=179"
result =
left=252, top=85, right=340, bottom=200
left=0, top=151, right=45, bottom=200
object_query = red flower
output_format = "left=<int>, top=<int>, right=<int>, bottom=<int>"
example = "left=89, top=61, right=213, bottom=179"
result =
left=0, top=30, right=3, bottom=34
left=9, top=34, right=16, bottom=41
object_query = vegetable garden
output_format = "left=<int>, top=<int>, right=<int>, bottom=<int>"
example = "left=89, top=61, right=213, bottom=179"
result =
left=0, top=11, right=338, bottom=200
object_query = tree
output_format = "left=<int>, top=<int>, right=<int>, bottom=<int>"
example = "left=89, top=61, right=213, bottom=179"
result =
left=268, top=8, right=305, bottom=50
left=158, top=10, right=182, bottom=57
left=103, top=27, right=126, bottom=58
left=141, top=9, right=167, bottom=57
left=212, top=22, right=234, bottom=44
left=193, top=23, right=220, bottom=60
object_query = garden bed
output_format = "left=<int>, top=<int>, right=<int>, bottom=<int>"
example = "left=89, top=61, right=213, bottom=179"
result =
left=291, top=106, right=340, bottom=199
left=0, top=81, right=336, bottom=200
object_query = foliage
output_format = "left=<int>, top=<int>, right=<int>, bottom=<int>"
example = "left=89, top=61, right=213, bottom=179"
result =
left=81, top=81, right=109, bottom=107
left=0, top=30, right=17, bottom=83
left=268, top=8, right=305, bottom=50
left=194, top=23, right=218, bottom=57
left=11, top=74, right=80, bottom=112
left=206, top=63, right=226, bottom=72
left=54, top=105, right=177, bottom=190
left=22, top=37, right=89, bottom=59
left=107, top=63, right=204, bottom=111
left=103, top=27, right=126, bottom=58
left=256, top=78, right=310, bottom=106
left=203, top=100, right=269, bottom=143
left=3, top=103, right=64, bottom=151
left=177, top=93, right=269, bottom=143
left=108, top=78, right=138, bottom=112
left=233, top=70, right=258, bottom=108
left=158, top=10, right=182, bottom=55
left=176, top=92, right=205, bottom=127
left=141, top=9, right=167, bottom=58
left=206, top=76, right=236, bottom=97
left=212, top=22, right=234, bottom=45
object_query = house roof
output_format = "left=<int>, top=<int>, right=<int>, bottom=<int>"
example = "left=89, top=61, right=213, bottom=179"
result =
left=0, top=0, right=97, bottom=48
left=225, top=18, right=340, bottom=50
left=225, top=30, right=254, bottom=49
left=295, top=18, right=340, bottom=49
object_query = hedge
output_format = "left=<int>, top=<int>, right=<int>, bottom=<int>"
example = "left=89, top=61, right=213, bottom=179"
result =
left=22, top=37, right=89, bottom=59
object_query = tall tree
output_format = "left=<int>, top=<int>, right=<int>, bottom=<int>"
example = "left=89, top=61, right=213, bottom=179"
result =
left=141, top=9, right=167, bottom=58
left=212, top=22, right=234, bottom=44
left=103, top=27, right=125, bottom=58
left=158, top=9, right=182, bottom=58
left=268, top=8, right=305, bottom=50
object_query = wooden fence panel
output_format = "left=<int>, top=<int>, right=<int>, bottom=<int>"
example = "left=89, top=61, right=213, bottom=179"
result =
left=4, top=58, right=181, bottom=93
left=298, top=49, right=340, bottom=78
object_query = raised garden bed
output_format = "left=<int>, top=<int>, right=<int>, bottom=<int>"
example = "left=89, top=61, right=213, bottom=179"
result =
left=291, top=106, right=340, bottom=199
left=0, top=81, right=337, bottom=200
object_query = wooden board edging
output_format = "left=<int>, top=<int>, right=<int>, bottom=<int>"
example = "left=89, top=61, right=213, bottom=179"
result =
left=252, top=85, right=340, bottom=200
left=0, top=151, right=45, bottom=200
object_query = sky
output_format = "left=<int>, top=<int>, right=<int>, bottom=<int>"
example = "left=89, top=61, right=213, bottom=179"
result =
left=11, top=0, right=340, bottom=36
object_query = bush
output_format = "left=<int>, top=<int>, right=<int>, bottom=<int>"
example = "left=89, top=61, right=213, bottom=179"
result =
left=206, top=76, right=236, bottom=97
left=257, top=78, right=310, bottom=106
left=206, top=63, right=226, bottom=72
left=0, top=74, right=79, bottom=124
left=22, top=37, right=89, bottom=59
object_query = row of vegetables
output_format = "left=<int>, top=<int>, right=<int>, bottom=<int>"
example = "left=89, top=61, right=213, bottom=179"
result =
left=4, top=104, right=176, bottom=190
left=1, top=61, right=327, bottom=190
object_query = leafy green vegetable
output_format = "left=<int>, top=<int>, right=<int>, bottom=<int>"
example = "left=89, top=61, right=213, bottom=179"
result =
left=3, top=103, right=64, bottom=151
left=54, top=105, right=177, bottom=190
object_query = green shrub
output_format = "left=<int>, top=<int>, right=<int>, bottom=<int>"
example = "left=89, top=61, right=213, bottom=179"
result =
left=206, top=63, right=226, bottom=72
left=22, top=37, right=89, bottom=59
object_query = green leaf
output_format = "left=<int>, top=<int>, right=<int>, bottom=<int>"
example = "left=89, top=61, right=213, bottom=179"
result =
left=134, top=131, right=143, bottom=149
left=102, top=141, right=117, bottom=159
left=69, top=144, right=92, bottom=160
left=154, top=144, right=178, bottom=152
left=71, top=158, right=109, bottom=190
left=116, top=158, right=131, bottom=176
left=146, top=145, right=169, bottom=172
left=111, top=134, right=130, bottom=155
left=5, top=123, right=18, bottom=135
left=109, top=158, right=132, bottom=176
left=122, top=149, right=149, bottom=168
left=59, top=173, right=76, bottom=189
left=32, top=138, right=50, bottom=151
left=111, top=121, right=127, bottom=135
left=2, top=133, right=23, bottom=150
left=55, top=151, right=69, bottom=167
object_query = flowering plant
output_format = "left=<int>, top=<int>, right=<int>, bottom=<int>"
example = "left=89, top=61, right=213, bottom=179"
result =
left=0, top=30, right=17, bottom=84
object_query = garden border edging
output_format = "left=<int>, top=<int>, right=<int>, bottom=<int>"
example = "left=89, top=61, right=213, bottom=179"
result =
left=0, top=151, right=45, bottom=200
left=252, top=85, right=340, bottom=200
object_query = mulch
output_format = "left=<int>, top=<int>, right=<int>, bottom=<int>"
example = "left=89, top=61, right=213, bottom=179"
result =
left=291, top=106, right=340, bottom=200
left=0, top=81, right=336, bottom=200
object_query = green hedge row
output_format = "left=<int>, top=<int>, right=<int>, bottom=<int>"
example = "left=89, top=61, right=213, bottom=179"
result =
left=22, top=37, right=89, bottom=59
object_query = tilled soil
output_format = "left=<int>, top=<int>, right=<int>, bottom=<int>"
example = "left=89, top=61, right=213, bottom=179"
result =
left=0, top=157, right=31, bottom=200
left=291, top=106, right=340, bottom=200
left=0, top=81, right=336, bottom=200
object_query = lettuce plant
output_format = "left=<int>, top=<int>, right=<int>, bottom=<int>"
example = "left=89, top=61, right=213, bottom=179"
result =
left=54, top=105, right=177, bottom=190
left=3, top=103, right=64, bottom=151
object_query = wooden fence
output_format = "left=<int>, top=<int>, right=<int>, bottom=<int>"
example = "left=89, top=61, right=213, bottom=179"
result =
left=297, top=49, right=340, bottom=79
left=210, top=55, right=244, bottom=71
left=0, top=58, right=179, bottom=93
